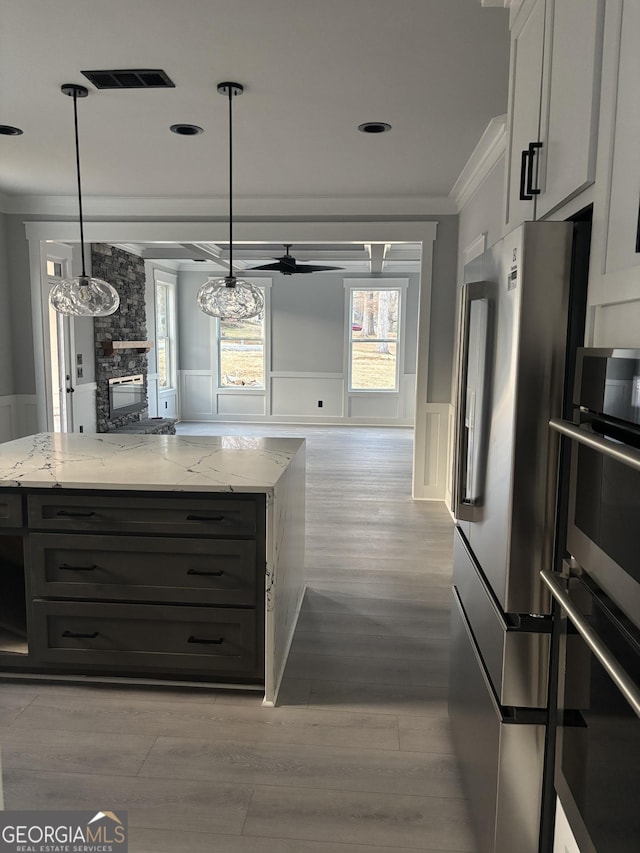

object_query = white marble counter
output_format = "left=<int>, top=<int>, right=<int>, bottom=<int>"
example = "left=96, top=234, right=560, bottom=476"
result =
left=0, top=432, right=304, bottom=493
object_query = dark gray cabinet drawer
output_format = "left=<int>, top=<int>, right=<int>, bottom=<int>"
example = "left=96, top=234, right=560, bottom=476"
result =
left=0, top=493, right=23, bottom=528
left=31, top=601, right=259, bottom=676
left=29, top=534, right=259, bottom=606
left=27, top=494, right=256, bottom=536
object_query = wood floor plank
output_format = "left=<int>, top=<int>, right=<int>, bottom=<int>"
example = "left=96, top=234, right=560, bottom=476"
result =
left=3, top=768, right=253, bottom=835
left=308, top=680, right=449, bottom=718
left=302, top=589, right=452, bottom=616
left=129, top=826, right=440, bottom=853
left=139, top=736, right=465, bottom=800
left=0, top=689, right=38, bottom=725
left=399, top=716, right=457, bottom=754
left=295, top=609, right=451, bottom=640
left=243, top=785, right=476, bottom=851
left=0, top=728, right=155, bottom=776
left=284, top=651, right=412, bottom=686
left=10, top=692, right=399, bottom=749
left=290, top=630, right=449, bottom=662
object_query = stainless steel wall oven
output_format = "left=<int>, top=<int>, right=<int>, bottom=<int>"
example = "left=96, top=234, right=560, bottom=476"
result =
left=546, top=347, right=640, bottom=853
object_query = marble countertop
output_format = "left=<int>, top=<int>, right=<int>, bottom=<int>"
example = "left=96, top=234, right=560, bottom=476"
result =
left=0, top=432, right=305, bottom=493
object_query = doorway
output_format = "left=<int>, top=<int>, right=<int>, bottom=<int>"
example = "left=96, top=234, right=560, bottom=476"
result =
left=43, top=244, right=75, bottom=432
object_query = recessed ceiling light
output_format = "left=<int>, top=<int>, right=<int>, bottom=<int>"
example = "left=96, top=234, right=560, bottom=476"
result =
left=0, top=125, right=23, bottom=136
left=170, top=124, right=203, bottom=136
left=358, top=122, right=391, bottom=134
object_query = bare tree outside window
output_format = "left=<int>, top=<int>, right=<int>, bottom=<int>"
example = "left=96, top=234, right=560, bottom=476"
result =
left=350, top=289, right=400, bottom=390
left=218, top=299, right=266, bottom=388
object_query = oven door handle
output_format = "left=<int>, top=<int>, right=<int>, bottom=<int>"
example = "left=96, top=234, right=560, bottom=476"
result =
left=549, top=418, right=640, bottom=472
left=540, top=570, right=640, bottom=718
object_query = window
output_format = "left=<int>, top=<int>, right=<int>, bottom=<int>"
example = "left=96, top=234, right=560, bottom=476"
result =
left=46, top=260, right=63, bottom=277
left=217, top=295, right=266, bottom=388
left=348, top=287, right=401, bottom=391
left=154, top=279, right=176, bottom=390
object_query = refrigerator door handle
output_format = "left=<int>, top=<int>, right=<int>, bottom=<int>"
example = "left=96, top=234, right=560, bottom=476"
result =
left=454, top=281, right=494, bottom=521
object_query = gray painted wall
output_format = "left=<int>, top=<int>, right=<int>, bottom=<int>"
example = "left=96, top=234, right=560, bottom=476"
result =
left=6, top=214, right=35, bottom=394
left=427, top=214, right=458, bottom=404
left=178, top=268, right=424, bottom=378
left=0, top=214, right=15, bottom=396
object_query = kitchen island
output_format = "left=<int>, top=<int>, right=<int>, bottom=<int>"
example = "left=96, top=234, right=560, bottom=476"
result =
left=0, top=432, right=306, bottom=705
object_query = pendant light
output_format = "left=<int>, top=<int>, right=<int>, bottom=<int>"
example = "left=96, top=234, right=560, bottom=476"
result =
left=50, top=84, right=120, bottom=317
left=197, top=82, right=264, bottom=321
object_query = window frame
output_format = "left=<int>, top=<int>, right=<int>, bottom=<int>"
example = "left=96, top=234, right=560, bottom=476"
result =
left=154, top=273, right=177, bottom=393
left=215, top=282, right=270, bottom=392
left=344, top=279, right=408, bottom=394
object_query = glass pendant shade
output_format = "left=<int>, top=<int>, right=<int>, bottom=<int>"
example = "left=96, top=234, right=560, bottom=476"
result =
left=50, top=275, right=120, bottom=317
left=197, top=276, right=264, bottom=320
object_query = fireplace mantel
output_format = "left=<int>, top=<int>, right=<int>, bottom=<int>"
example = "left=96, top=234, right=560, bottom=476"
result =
left=100, top=340, right=154, bottom=356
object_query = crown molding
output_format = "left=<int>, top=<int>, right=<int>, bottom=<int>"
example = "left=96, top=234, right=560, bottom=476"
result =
left=0, top=193, right=457, bottom=218
left=449, top=115, right=507, bottom=211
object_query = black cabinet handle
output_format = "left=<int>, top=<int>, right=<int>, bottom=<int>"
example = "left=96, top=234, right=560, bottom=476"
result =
left=187, top=568, right=224, bottom=577
left=519, top=141, right=543, bottom=200
left=519, top=148, right=531, bottom=200
left=56, top=510, right=96, bottom=518
left=526, top=141, right=543, bottom=197
left=186, top=514, right=225, bottom=522
left=59, top=563, right=98, bottom=572
left=188, top=635, right=224, bottom=645
left=62, top=630, right=99, bottom=639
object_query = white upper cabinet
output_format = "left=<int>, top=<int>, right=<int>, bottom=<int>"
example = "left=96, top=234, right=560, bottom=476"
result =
left=602, top=0, right=640, bottom=278
left=504, top=0, right=545, bottom=232
left=504, top=0, right=604, bottom=231
left=585, top=0, right=640, bottom=336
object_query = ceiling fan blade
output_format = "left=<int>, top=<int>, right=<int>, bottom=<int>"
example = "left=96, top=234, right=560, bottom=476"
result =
left=293, top=264, right=345, bottom=273
left=247, top=262, right=285, bottom=271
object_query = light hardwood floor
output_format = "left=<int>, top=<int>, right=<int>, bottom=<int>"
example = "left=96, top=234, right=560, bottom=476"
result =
left=0, top=424, right=475, bottom=852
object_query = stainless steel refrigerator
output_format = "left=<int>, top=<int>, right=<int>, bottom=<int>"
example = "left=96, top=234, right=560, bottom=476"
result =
left=449, top=221, right=578, bottom=853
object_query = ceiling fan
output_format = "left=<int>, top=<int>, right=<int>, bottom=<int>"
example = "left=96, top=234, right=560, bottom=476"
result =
left=248, top=245, right=344, bottom=276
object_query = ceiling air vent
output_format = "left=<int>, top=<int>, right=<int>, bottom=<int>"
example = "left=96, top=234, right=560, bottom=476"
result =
left=81, top=69, right=175, bottom=90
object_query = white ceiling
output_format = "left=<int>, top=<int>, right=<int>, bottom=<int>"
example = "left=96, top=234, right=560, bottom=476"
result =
left=0, top=0, right=509, bottom=272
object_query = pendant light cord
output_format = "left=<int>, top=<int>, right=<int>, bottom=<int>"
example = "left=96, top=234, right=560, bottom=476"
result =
left=227, top=86, right=234, bottom=280
left=71, top=89, right=87, bottom=278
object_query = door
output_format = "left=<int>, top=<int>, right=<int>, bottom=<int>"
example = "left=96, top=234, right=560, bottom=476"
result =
left=43, top=245, right=76, bottom=433
left=536, top=0, right=604, bottom=218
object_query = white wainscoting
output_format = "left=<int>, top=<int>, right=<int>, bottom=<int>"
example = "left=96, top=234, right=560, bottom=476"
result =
left=179, top=370, right=417, bottom=426
left=147, top=374, right=159, bottom=418
left=179, top=371, right=215, bottom=419
left=271, top=373, right=343, bottom=418
left=217, top=392, right=266, bottom=417
left=0, top=395, right=39, bottom=443
left=412, top=403, right=450, bottom=500
left=72, top=382, right=97, bottom=434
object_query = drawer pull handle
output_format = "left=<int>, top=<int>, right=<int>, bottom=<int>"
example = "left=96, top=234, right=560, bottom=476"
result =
left=62, top=630, right=99, bottom=639
left=56, top=510, right=97, bottom=518
left=59, top=563, right=98, bottom=572
left=187, top=568, right=224, bottom=577
left=186, top=514, right=225, bottom=522
left=188, top=635, right=224, bottom=645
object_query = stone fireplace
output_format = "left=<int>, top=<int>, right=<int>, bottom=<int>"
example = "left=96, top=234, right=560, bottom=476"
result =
left=92, top=243, right=149, bottom=433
